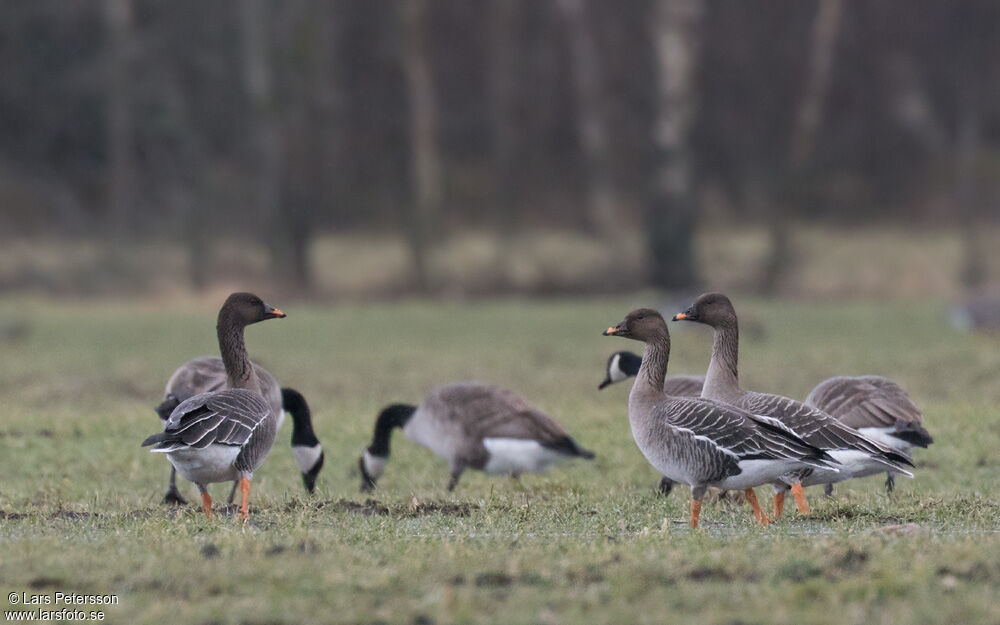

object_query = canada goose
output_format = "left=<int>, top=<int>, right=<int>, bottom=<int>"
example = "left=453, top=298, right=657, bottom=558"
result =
left=142, top=293, right=285, bottom=521
left=603, top=309, right=837, bottom=528
left=154, top=357, right=324, bottom=503
left=359, top=383, right=595, bottom=492
left=805, top=376, right=930, bottom=494
left=599, top=351, right=704, bottom=396
left=599, top=352, right=930, bottom=496
left=673, top=293, right=914, bottom=518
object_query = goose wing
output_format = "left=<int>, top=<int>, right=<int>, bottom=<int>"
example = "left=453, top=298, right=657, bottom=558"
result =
left=635, top=406, right=742, bottom=484
left=662, top=396, right=831, bottom=467
left=143, top=389, right=272, bottom=451
left=738, top=391, right=914, bottom=468
left=159, top=355, right=282, bottom=419
left=806, top=376, right=931, bottom=446
left=663, top=375, right=705, bottom=397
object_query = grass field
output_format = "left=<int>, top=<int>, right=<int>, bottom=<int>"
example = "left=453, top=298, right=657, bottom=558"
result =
left=1, top=295, right=999, bottom=624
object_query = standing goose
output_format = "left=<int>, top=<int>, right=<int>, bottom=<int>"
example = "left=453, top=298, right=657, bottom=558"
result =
left=805, top=376, right=930, bottom=493
left=598, top=352, right=930, bottom=496
left=603, top=309, right=837, bottom=528
left=154, top=357, right=324, bottom=503
left=142, top=292, right=285, bottom=521
left=673, top=293, right=914, bottom=518
left=359, top=383, right=595, bottom=492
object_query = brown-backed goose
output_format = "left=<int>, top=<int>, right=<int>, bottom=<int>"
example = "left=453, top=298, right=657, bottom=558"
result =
left=359, top=382, right=594, bottom=492
left=673, top=293, right=914, bottom=519
left=155, top=357, right=324, bottom=503
left=805, top=376, right=930, bottom=493
left=603, top=308, right=837, bottom=528
left=142, top=292, right=285, bottom=521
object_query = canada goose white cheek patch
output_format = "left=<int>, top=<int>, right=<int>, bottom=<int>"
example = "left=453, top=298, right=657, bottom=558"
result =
left=292, top=444, right=323, bottom=474
left=856, top=427, right=912, bottom=451
left=482, top=438, right=564, bottom=475
left=609, top=354, right=627, bottom=383
left=362, top=451, right=387, bottom=480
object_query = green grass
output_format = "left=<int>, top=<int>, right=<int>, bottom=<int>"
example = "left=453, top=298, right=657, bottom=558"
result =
left=1, top=295, right=999, bottom=624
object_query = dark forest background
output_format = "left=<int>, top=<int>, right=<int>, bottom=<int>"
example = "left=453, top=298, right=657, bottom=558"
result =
left=1, top=0, right=997, bottom=298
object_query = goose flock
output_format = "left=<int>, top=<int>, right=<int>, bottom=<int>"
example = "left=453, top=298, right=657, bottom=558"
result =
left=143, top=291, right=932, bottom=527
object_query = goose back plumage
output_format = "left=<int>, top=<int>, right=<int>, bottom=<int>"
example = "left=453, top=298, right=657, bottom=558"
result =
left=805, top=376, right=932, bottom=448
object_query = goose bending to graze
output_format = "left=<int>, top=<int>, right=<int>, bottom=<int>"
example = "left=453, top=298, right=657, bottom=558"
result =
left=603, top=309, right=837, bottom=528
left=359, top=383, right=595, bottom=492
left=599, top=351, right=704, bottom=396
left=673, top=293, right=915, bottom=519
left=154, top=357, right=324, bottom=504
left=805, top=376, right=930, bottom=494
left=142, top=293, right=286, bottom=521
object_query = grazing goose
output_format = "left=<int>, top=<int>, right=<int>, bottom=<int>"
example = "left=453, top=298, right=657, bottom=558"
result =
left=673, top=293, right=914, bottom=518
left=142, top=293, right=285, bottom=521
left=599, top=351, right=704, bottom=396
left=359, top=383, right=595, bottom=492
left=154, top=357, right=324, bottom=503
left=598, top=352, right=930, bottom=496
left=805, top=376, right=930, bottom=494
left=603, top=309, right=837, bottom=528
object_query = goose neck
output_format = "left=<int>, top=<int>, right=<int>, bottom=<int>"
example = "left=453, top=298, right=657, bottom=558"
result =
left=217, top=312, right=257, bottom=391
left=703, top=323, right=741, bottom=402
left=636, top=335, right=670, bottom=396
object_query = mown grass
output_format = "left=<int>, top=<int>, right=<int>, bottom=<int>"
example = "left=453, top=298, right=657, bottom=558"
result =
left=1, top=295, right=999, bottom=624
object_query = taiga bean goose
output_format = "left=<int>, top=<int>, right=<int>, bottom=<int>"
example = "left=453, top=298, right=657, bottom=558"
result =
left=599, top=351, right=705, bottom=396
left=142, top=293, right=286, bottom=521
left=359, top=383, right=595, bottom=492
left=598, top=352, right=930, bottom=497
left=599, top=350, right=704, bottom=496
left=154, top=357, right=324, bottom=503
left=603, top=309, right=837, bottom=528
left=673, top=293, right=914, bottom=518
left=805, top=376, right=930, bottom=493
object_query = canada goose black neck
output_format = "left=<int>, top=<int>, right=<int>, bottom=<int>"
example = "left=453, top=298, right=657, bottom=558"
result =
left=367, top=404, right=416, bottom=457
left=282, top=388, right=319, bottom=447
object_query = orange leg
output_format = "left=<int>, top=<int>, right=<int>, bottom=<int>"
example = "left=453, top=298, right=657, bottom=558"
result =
left=773, top=491, right=786, bottom=520
left=690, top=498, right=702, bottom=529
left=744, top=488, right=769, bottom=525
left=200, top=491, right=213, bottom=520
left=791, top=483, right=810, bottom=515
left=238, top=477, right=251, bottom=522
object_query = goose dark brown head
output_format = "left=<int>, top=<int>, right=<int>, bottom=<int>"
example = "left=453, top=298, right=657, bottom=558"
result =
left=603, top=308, right=668, bottom=342
left=220, top=292, right=287, bottom=327
left=673, top=292, right=736, bottom=328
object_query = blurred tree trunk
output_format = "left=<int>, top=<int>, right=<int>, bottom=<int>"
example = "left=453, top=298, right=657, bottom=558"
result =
left=104, top=0, right=133, bottom=238
left=239, top=0, right=285, bottom=287
left=489, top=0, right=519, bottom=243
left=761, top=0, right=842, bottom=295
left=646, top=0, right=702, bottom=291
left=401, top=0, right=441, bottom=293
left=956, top=102, right=985, bottom=288
left=278, top=1, right=335, bottom=294
left=556, top=0, right=621, bottom=239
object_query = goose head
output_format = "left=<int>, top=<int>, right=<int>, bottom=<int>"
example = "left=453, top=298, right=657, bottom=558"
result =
left=603, top=308, right=668, bottom=342
left=220, top=292, right=287, bottom=328
left=359, top=403, right=416, bottom=491
left=598, top=351, right=641, bottom=389
left=282, top=388, right=325, bottom=494
left=673, top=292, right=736, bottom=328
